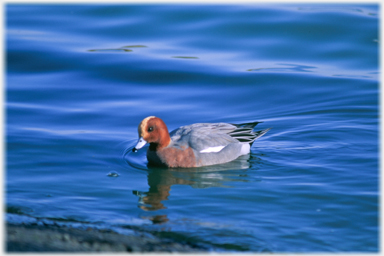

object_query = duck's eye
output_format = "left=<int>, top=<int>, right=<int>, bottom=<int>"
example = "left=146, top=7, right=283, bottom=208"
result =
left=148, top=126, right=154, bottom=132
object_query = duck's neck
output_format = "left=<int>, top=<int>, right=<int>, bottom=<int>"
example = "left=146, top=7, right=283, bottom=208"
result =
left=149, top=129, right=171, bottom=151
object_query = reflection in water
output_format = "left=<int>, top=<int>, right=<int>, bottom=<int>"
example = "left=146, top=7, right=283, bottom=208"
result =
left=133, top=169, right=193, bottom=211
left=132, top=155, right=257, bottom=223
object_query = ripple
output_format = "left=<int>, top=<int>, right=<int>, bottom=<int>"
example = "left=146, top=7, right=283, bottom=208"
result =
left=88, top=45, right=147, bottom=53
left=172, top=56, right=199, bottom=59
left=247, top=63, right=316, bottom=73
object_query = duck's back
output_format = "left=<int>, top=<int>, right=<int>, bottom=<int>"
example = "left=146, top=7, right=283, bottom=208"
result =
left=170, top=123, right=239, bottom=151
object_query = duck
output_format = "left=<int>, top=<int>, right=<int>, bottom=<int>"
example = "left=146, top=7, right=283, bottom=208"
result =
left=132, top=116, right=271, bottom=168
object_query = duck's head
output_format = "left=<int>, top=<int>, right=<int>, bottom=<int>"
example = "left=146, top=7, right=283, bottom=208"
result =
left=132, top=116, right=171, bottom=152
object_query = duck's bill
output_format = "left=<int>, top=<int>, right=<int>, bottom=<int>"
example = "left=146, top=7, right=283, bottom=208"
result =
left=132, top=137, right=147, bottom=152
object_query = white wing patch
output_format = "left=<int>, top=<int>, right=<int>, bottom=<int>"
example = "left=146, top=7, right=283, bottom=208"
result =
left=199, top=145, right=225, bottom=153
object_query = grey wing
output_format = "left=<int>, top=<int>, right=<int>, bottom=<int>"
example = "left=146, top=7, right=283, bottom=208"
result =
left=170, top=123, right=239, bottom=152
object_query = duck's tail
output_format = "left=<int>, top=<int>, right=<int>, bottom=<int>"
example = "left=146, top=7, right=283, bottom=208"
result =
left=229, top=121, right=271, bottom=145
left=250, top=128, right=272, bottom=145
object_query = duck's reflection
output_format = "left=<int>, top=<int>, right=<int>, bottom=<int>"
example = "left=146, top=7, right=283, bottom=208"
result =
left=133, top=168, right=193, bottom=211
left=132, top=155, right=258, bottom=223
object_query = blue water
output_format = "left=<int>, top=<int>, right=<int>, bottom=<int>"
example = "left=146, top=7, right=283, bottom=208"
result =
left=6, top=4, right=379, bottom=252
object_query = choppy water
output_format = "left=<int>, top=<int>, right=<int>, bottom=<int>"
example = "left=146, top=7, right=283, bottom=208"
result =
left=6, top=4, right=378, bottom=252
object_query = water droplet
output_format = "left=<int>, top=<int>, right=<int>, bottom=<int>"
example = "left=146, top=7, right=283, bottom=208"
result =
left=107, top=172, right=120, bottom=177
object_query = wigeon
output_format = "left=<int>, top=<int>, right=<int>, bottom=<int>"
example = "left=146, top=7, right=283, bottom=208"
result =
left=132, top=116, right=271, bottom=168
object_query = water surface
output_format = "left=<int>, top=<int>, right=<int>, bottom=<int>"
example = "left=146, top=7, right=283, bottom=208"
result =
left=6, top=4, right=379, bottom=252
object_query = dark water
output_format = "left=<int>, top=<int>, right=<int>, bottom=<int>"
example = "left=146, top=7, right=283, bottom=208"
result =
left=6, top=4, right=379, bottom=252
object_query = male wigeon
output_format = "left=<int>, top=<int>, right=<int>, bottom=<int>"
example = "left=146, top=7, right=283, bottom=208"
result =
left=133, top=116, right=271, bottom=168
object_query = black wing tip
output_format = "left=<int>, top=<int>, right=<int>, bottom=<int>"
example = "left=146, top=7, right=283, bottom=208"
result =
left=231, top=121, right=263, bottom=129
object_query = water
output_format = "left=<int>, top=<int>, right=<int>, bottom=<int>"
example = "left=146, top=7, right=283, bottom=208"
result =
left=6, top=4, right=378, bottom=252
